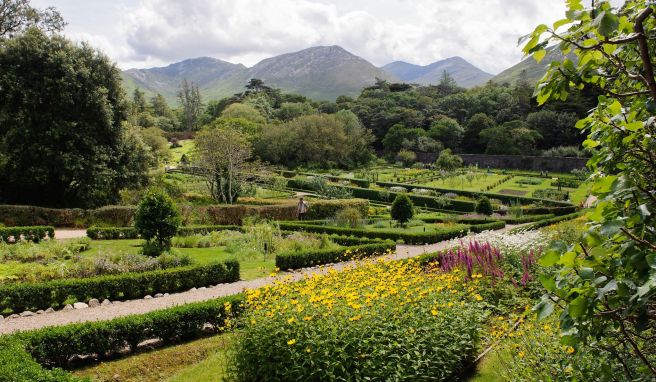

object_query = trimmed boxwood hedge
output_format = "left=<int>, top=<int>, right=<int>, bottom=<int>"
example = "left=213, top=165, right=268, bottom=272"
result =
left=0, top=226, right=54, bottom=243
left=276, top=241, right=396, bottom=270
left=0, top=337, right=80, bottom=381
left=278, top=221, right=471, bottom=245
left=501, top=214, right=555, bottom=224
left=0, top=261, right=240, bottom=314
left=521, top=206, right=578, bottom=216
left=12, top=294, right=245, bottom=370
left=86, top=225, right=242, bottom=240
left=469, top=221, right=506, bottom=233
left=509, top=211, right=585, bottom=234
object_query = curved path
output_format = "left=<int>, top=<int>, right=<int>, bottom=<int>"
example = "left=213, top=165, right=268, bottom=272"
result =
left=0, top=225, right=522, bottom=335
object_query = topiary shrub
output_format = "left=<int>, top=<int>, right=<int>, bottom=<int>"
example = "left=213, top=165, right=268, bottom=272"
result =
left=475, top=196, right=493, bottom=216
left=334, top=207, right=363, bottom=228
left=391, top=194, right=414, bottom=226
left=134, top=189, right=181, bottom=256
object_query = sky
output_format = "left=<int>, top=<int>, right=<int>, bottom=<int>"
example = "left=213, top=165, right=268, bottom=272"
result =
left=31, top=0, right=574, bottom=74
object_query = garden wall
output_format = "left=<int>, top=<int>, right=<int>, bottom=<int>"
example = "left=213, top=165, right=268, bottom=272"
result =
left=416, top=153, right=588, bottom=172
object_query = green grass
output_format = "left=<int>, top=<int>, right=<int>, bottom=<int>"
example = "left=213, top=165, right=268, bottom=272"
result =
left=423, top=173, right=509, bottom=192
left=73, top=334, right=233, bottom=382
left=169, top=140, right=195, bottom=165
left=469, top=350, right=507, bottom=382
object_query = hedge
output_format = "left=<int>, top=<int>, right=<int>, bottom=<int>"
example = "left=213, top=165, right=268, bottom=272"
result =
left=287, top=179, right=475, bottom=213
left=0, top=226, right=54, bottom=243
left=0, top=261, right=240, bottom=314
left=276, top=241, right=396, bottom=270
left=278, top=221, right=471, bottom=245
left=0, top=205, right=135, bottom=227
left=509, top=211, right=585, bottom=234
left=87, top=225, right=242, bottom=240
left=501, top=214, right=555, bottom=224
left=14, top=294, right=245, bottom=370
left=469, top=221, right=506, bottom=233
left=521, top=206, right=578, bottom=216
left=375, top=181, right=574, bottom=207
left=0, top=337, right=80, bottom=381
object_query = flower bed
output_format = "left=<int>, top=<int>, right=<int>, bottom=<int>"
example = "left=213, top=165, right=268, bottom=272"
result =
left=0, top=226, right=54, bottom=243
left=275, top=240, right=396, bottom=270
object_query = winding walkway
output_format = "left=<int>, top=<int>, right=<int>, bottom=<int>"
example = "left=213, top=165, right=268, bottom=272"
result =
left=0, top=225, right=521, bottom=335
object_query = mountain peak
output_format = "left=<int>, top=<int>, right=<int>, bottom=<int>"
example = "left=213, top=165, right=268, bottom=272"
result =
left=382, top=57, right=492, bottom=88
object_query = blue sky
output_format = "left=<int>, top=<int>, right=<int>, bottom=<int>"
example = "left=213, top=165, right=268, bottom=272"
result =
left=33, top=0, right=574, bottom=73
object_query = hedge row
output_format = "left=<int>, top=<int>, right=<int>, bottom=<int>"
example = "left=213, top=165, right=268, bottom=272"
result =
left=509, top=211, right=585, bottom=234
left=15, top=294, right=245, bottom=370
left=276, top=241, right=396, bottom=270
left=502, top=214, right=555, bottom=224
left=0, top=261, right=240, bottom=314
left=287, top=179, right=476, bottom=213
left=469, top=221, right=506, bottom=233
left=521, top=206, right=578, bottom=216
left=86, top=225, right=242, bottom=240
left=298, top=171, right=371, bottom=188
left=0, top=226, right=54, bottom=243
left=0, top=337, right=80, bottom=382
left=278, top=221, right=471, bottom=245
left=375, top=181, right=573, bottom=207
left=0, top=205, right=135, bottom=227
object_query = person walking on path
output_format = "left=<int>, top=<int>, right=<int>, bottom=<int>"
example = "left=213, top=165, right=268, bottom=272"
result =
left=298, top=197, right=309, bottom=220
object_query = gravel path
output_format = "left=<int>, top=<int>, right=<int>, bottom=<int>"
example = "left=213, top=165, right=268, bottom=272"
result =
left=0, top=224, right=522, bottom=334
left=54, top=229, right=88, bottom=239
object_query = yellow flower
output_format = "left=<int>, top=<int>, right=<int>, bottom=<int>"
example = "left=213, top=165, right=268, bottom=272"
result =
left=287, top=317, right=296, bottom=324
left=287, top=339, right=296, bottom=346
left=303, top=315, right=313, bottom=321
left=431, top=309, right=438, bottom=316
left=518, top=351, right=525, bottom=358
left=305, top=347, right=312, bottom=353
left=473, top=294, right=483, bottom=301
left=565, top=346, right=575, bottom=354
left=349, top=314, right=362, bottom=321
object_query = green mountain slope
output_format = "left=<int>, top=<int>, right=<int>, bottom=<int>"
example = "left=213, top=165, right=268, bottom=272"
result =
left=381, top=57, right=493, bottom=88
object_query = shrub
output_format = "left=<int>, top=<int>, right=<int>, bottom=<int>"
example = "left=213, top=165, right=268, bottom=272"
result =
left=0, top=261, right=239, bottom=314
left=134, top=189, right=181, bottom=255
left=334, top=207, right=363, bottom=228
left=230, top=260, right=484, bottom=380
left=0, top=226, right=54, bottom=243
left=86, top=205, right=135, bottom=226
left=0, top=337, right=79, bottom=381
left=396, top=149, right=417, bottom=166
left=476, top=197, right=493, bottom=216
left=391, top=194, right=414, bottom=225
left=17, top=294, right=244, bottom=370
left=0, top=205, right=84, bottom=227
left=86, top=227, right=138, bottom=240
left=275, top=241, right=395, bottom=270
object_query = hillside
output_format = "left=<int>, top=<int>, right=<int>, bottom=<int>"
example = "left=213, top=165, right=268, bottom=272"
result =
left=491, top=47, right=572, bottom=85
left=381, top=57, right=493, bottom=88
left=121, top=46, right=398, bottom=102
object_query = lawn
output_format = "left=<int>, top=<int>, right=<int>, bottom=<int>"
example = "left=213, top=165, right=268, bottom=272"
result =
left=423, top=173, right=510, bottom=192
left=169, top=140, right=195, bottom=166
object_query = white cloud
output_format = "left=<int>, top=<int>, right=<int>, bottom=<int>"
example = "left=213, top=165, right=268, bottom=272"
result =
left=38, top=0, right=573, bottom=73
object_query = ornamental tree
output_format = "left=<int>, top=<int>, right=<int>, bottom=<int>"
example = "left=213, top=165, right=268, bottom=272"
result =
left=525, top=1, right=656, bottom=378
left=391, top=194, right=414, bottom=226
left=134, top=189, right=181, bottom=256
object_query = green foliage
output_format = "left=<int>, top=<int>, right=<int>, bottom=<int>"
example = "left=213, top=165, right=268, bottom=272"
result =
left=86, top=225, right=240, bottom=240
left=395, top=149, right=417, bottom=166
left=0, top=226, right=54, bottom=243
left=0, top=261, right=239, bottom=314
left=434, top=148, right=463, bottom=171
left=525, top=3, right=656, bottom=377
left=391, top=194, right=414, bottom=225
left=480, top=121, right=542, bottom=155
left=428, top=116, right=464, bottom=150
left=475, top=197, right=494, bottom=216
left=0, top=337, right=79, bottom=382
left=0, top=29, right=149, bottom=207
left=334, top=207, right=363, bottom=228
left=382, top=124, right=426, bottom=154
left=17, top=294, right=244, bottom=369
left=275, top=241, right=395, bottom=270
left=134, top=189, right=181, bottom=255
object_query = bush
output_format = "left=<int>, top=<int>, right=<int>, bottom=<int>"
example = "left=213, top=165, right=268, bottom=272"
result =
left=16, top=294, right=244, bottom=370
left=396, top=149, right=417, bottom=166
left=86, top=227, right=138, bottom=240
left=476, top=197, right=494, bottom=216
left=334, top=207, right=363, bottom=228
left=0, top=205, right=84, bottom=227
left=0, top=261, right=239, bottom=314
left=0, top=337, right=79, bottom=381
left=391, top=194, right=414, bottom=225
left=86, top=205, right=135, bottom=226
left=0, top=226, right=54, bottom=243
left=509, top=211, right=584, bottom=234
left=134, top=189, right=181, bottom=255
left=276, top=241, right=396, bottom=270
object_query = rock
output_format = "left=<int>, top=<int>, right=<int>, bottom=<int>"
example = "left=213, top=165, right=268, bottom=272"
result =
left=36, top=310, right=45, bottom=315
left=101, top=299, right=112, bottom=306
left=62, top=304, right=74, bottom=311
left=154, top=293, right=164, bottom=298
left=0, top=315, right=4, bottom=322
left=164, top=293, right=170, bottom=297
left=88, top=299, right=100, bottom=308
left=45, top=308, right=55, bottom=313
left=190, top=287, right=197, bottom=291
left=144, top=295, right=153, bottom=300
left=73, top=302, right=89, bottom=309
left=8, top=314, right=19, bottom=319
left=199, top=287, right=207, bottom=290
left=20, top=311, right=36, bottom=317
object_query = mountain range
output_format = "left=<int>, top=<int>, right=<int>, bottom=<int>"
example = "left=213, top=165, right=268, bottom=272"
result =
left=491, top=47, right=570, bottom=85
left=122, top=45, right=495, bottom=102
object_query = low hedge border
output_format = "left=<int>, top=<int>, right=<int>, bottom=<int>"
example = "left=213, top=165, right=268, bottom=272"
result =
left=0, top=337, right=80, bottom=381
left=521, top=206, right=578, bottom=216
left=87, top=225, right=242, bottom=240
left=278, top=221, right=472, bottom=245
left=276, top=241, right=396, bottom=270
left=0, top=226, right=54, bottom=243
left=469, top=221, right=506, bottom=233
left=508, top=211, right=585, bottom=234
left=0, top=261, right=240, bottom=314
left=12, top=294, right=245, bottom=371
left=501, top=214, right=555, bottom=224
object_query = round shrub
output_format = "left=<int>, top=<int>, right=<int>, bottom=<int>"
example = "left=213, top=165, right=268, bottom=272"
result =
left=334, top=207, right=363, bottom=228
left=391, top=194, right=414, bottom=225
left=134, top=189, right=181, bottom=256
left=475, top=196, right=493, bottom=216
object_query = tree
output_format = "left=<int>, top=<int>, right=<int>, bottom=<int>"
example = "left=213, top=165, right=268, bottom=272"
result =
left=151, top=93, right=172, bottom=117
left=0, top=0, right=65, bottom=38
left=134, top=188, right=181, bottom=256
left=0, top=29, right=149, bottom=207
left=178, top=79, right=202, bottom=131
left=132, top=88, right=147, bottom=114
left=463, top=113, right=495, bottom=153
left=525, top=1, right=656, bottom=378
left=396, top=149, right=417, bottom=167
left=194, top=128, right=253, bottom=204
left=391, top=194, right=414, bottom=226
left=221, top=103, right=266, bottom=124
left=382, top=124, right=426, bottom=153
left=526, top=110, right=581, bottom=149
left=138, top=127, right=170, bottom=164
left=208, top=117, right=261, bottom=141
left=276, top=102, right=316, bottom=122
left=428, top=117, right=464, bottom=150
left=435, top=149, right=463, bottom=172
left=475, top=196, right=493, bottom=216
left=479, top=121, right=541, bottom=155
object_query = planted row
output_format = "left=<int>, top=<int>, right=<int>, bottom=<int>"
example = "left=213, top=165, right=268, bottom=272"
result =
left=0, top=261, right=239, bottom=314
left=509, top=211, right=585, bottom=233
left=87, top=224, right=241, bottom=240
left=0, top=226, right=54, bottom=243
left=276, top=241, right=396, bottom=270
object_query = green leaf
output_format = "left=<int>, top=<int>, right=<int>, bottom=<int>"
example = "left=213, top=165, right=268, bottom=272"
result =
left=533, top=49, right=547, bottom=63
left=608, top=99, right=622, bottom=115
left=598, top=11, right=619, bottom=37
left=539, top=274, right=557, bottom=292
left=560, top=251, right=577, bottom=267
left=624, top=121, right=642, bottom=132
left=569, top=296, right=588, bottom=318
left=553, top=18, right=572, bottom=30
left=534, top=298, right=554, bottom=320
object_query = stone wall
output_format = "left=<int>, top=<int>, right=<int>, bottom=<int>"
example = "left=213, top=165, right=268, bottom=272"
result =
left=416, top=153, right=588, bottom=172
